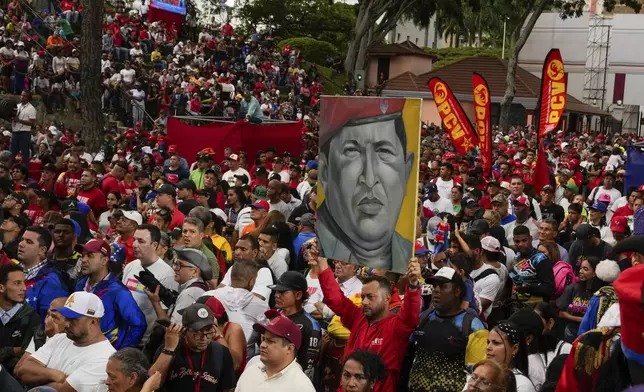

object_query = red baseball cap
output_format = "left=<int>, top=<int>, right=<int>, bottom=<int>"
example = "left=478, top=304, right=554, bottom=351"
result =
left=168, top=145, right=178, bottom=153
left=513, top=195, right=530, bottom=207
left=414, top=238, right=430, bottom=255
left=253, top=310, right=302, bottom=349
left=75, top=239, right=111, bottom=257
left=250, top=199, right=270, bottom=211
left=610, top=216, right=628, bottom=233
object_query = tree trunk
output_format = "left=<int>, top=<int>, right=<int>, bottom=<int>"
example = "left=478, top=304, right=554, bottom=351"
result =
left=433, top=14, right=439, bottom=48
left=80, top=0, right=104, bottom=153
left=355, top=26, right=372, bottom=72
left=498, top=0, right=553, bottom=131
left=344, top=0, right=372, bottom=76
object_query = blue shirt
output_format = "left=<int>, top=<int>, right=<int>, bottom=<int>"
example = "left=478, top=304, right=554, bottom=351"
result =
left=293, top=232, right=316, bottom=258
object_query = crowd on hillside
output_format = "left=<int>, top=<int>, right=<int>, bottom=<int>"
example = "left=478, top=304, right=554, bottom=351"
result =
left=0, top=1, right=644, bottom=392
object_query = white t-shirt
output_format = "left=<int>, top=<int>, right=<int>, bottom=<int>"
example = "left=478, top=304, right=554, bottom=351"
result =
left=589, top=186, right=622, bottom=209
left=423, top=196, right=454, bottom=215
left=119, top=68, right=136, bottom=84
left=434, top=177, right=454, bottom=200
left=469, top=264, right=501, bottom=318
left=267, top=251, right=288, bottom=279
left=221, top=264, right=273, bottom=303
left=303, top=272, right=323, bottom=315
left=32, top=333, right=115, bottom=392
left=52, top=56, right=66, bottom=74
left=269, top=170, right=290, bottom=183
left=13, top=102, right=37, bottom=133
left=222, top=168, right=251, bottom=187
left=129, top=88, right=145, bottom=107
left=122, top=258, right=178, bottom=341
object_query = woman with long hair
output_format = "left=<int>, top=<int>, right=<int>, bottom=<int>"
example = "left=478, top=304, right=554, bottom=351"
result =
left=99, top=191, right=123, bottom=234
left=224, top=186, right=248, bottom=242
left=272, top=221, right=296, bottom=267
left=464, top=359, right=517, bottom=392
left=556, top=256, right=609, bottom=342
left=486, top=322, right=535, bottom=392
left=340, top=350, right=387, bottom=392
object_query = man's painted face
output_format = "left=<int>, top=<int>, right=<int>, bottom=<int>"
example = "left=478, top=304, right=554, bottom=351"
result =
left=323, top=119, right=413, bottom=245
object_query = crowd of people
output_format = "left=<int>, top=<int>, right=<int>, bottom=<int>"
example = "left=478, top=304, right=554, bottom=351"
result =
left=0, top=1, right=643, bottom=392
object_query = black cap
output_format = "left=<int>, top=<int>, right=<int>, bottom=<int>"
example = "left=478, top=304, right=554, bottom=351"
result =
left=134, top=170, right=149, bottom=180
left=196, top=188, right=213, bottom=197
left=178, top=304, right=214, bottom=331
left=176, top=179, right=197, bottom=193
left=60, top=198, right=80, bottom=214
left=6, top=214, right=30, bottom=231
left=576, top=224, right=600, bottom=240
left=41, top=163, right=57, bottom=173
left=273, top=157, right=284, bottom=164
left=613, top=235, right=644, bottom=256
left=157, top=184, right=177, bottom=198
left=268, top=173, right=281, bottom=182
left=8, top=192, right=28, bottom=206
left=255, top=166, right=267, bottom=176
left=470, top=219, right=490, bottom=237
left=234, top=174, right=249, bottom=184
left=268, top=271, right=307, bottom=293
left=428, top=267, right=465, bottom=290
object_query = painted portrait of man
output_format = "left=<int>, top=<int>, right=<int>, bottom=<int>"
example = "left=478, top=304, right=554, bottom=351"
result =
left=317, top=97, right=421, bottom=273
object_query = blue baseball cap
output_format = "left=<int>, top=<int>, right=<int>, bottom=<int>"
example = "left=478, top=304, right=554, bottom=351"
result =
left=306, top=160, right=318, bottom=169
left=589, top=202, right=607, bottom=213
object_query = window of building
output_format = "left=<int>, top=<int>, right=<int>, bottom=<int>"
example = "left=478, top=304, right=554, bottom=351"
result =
left=397, top=33, right=401, bottom=41
left=415, top=37, right=419, bottom=44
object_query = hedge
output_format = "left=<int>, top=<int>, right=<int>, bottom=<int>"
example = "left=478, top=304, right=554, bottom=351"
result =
left=278, top=37, right=339, bottom=66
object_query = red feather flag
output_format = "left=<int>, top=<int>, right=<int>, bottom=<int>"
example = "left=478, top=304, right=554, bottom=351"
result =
left=533, top=49, right=566, bottom=194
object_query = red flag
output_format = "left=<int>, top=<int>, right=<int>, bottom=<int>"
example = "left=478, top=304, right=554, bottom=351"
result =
left=534, top=49, right=567, bottom=194
left=538, top=49, right=566, bottom=138
left=472, top=73, right=492, bottom=177
left=428, top=78, right=477, bottom=155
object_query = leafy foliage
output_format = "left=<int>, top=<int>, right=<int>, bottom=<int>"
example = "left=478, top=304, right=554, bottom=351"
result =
left=235, top=0, right=356, bottom=53
left=278, top=37, right=339, bottom=65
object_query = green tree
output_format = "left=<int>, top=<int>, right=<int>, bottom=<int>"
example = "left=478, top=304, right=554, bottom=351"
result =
left=235, top=0, right=355, bottom=51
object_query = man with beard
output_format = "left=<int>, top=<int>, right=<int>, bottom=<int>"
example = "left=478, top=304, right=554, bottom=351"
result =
left=14, top=291, right=116, bottom=391
left=76, top=169, right=107, bottom=217
left=74, top=239, right=146, bottom=349
left=55, top=154, right=83, bottom=199
left=317, top=255, right=420, bottom=392
left=149, top=304, right=236, bottom=391
left=407, top=267, right=487, bottom=392
left=51, top=219, right=82, bottom=282
left=0, top=264, right=40, bottom=375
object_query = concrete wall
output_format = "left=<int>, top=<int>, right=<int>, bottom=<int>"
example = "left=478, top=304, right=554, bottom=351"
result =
left=366, top=55, right=433, bottom=88
left=519, top=11, right=644, bottom=133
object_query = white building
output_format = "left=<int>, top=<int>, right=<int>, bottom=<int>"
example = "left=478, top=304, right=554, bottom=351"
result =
left=387, top=17, right=450, bottom=49
left=518, top=2, right=644, bottom=134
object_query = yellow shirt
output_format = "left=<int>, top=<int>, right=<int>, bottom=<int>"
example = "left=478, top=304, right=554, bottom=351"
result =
left=211, top=234, right=232, bottom=261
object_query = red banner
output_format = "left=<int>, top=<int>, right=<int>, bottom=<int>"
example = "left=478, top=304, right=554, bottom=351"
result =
left=472, top=73, right=492, bottom=177
left=538, top=49, right=566, bottom=138
left=166, top=117, right=303, bottom=165
left=428, top=77, right=477, bottom=155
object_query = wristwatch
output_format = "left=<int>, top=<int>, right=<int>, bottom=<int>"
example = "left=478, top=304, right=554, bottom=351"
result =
left=161, top=348, right=175, bottom=357
left=408, top=281, right=421, bottom=290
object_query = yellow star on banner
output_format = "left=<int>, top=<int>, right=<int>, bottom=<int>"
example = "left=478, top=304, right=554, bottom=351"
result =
left=461, top=136, right=475, bottom=151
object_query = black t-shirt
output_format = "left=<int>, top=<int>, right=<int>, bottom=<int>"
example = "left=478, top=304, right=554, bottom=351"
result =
left=287, top=310, right=322, bottom=384
left=540, top=202, right=565, bottom=225
left=161, top=340, right=236, bottom=392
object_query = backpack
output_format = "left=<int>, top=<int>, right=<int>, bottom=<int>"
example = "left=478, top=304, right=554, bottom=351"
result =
left=258, top=263, right=277, bottom=309
left=553, top=261, right=577, bottom=297
left=472, top=268, right=498, bottom=283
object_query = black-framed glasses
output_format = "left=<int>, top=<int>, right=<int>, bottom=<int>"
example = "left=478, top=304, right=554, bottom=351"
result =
left=172, top=261, right=196, bottom=271
left=188, top=328, right=216, bottom=339
left=469, top=373, right=493, bottom=389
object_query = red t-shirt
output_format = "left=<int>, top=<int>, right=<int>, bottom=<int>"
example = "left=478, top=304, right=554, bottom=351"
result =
left=25, top=204, right=44, bottom=226
left=77, top=186, right=108, bottom=216
left=56, top=170, right=82, bottom=198
left=101, top=173, right=120, bottom=195
left=613, top=204, right=634, bottom=217
left=119, top=181, right=137, bottom=200
left=148, top=206, right=185, bottom=230
left=118, top=235, right=135, bottom=265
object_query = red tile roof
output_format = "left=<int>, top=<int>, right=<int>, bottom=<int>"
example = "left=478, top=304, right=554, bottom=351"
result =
left=383, top=56, right=607, bottom=116
left=368, top=40, right=437, bottom=60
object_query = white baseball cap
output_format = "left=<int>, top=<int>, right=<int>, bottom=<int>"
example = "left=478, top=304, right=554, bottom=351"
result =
left=122, top=210, right=143, bottom=225
left=56, top=291, right=105, bottom=319
left=481, top=236, right=505, bottom=255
